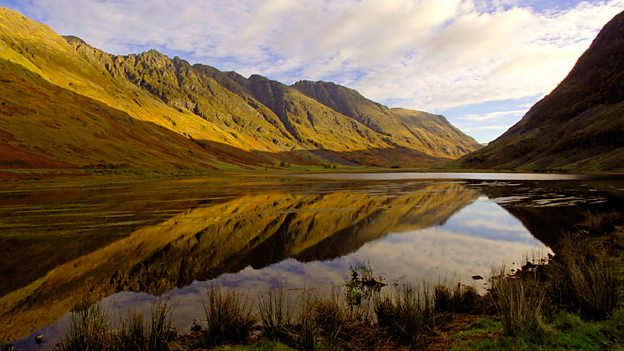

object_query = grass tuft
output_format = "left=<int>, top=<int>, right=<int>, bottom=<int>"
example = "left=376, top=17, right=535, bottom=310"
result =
left=60, top=298, right=174, bottom=351
left=201, top=284, right=257, bottom=346
left=549, top=236, right=621, bottom=320
left=312, top=290, right=348, bottom=348
left=375, top=284, right=435, bottom=345
left=258, top=286, right=293, bottom=343
left=489, top=266, right=546, bottom=341
left=60, top=297, right=111, bottom=351
left=435, top=282, right=478, bottom=314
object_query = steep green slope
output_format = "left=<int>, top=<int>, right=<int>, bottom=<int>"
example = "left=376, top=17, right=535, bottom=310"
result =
left=459, top=10, right=624, bottom=172
left=292, top=80, right=481, bottom=158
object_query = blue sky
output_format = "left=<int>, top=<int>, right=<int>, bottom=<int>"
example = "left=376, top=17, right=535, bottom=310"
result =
left=1, top=0, right=622, bottom=143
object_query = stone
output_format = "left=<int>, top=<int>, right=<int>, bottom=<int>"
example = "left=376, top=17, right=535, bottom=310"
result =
left=190, top=320, right=202, bottom=332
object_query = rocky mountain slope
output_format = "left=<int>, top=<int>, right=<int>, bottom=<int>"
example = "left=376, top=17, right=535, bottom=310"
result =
left=292, top=80, right=480, bottom=158
left=0, top=7, right=479, bottom=170
left=459, top=10, right=624, bottom=172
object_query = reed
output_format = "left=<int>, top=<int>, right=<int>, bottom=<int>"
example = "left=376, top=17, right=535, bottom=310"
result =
left=201, top=284, right=257, bottom=346
left=375, top=284, right=435, bottom=345
left=60, top=298, right=112, bottom=351
left=489, top=266, right=545, bottom=340
left=549, top=236, right=620, bottom=320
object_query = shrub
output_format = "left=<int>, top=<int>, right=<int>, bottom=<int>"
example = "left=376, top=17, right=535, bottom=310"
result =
left=345, top=263, right=385, bottom=323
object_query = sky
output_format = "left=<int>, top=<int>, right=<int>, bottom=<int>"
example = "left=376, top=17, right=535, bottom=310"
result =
left=1, top=0, right=622, bottom=143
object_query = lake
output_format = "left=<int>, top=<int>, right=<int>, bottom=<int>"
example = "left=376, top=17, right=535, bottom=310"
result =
left=1, top=172, right=623, bottom=349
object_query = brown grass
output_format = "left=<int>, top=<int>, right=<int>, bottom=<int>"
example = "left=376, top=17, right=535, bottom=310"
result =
left=375, top=284, right=436, bottom=346
left=434, top=282, right=478, bottom=314
left=200, top=284, right=257, bottom=346
left=489, top=266, right=546, bottom=340
left=60, top=298, right=174, bottom=351
left=549, top=235, right=621, bottom=320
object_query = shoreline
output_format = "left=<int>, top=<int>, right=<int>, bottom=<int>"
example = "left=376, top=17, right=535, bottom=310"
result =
left=1, top=167, right=624, bottom=182
left=5, top=226, right=622, bottom=351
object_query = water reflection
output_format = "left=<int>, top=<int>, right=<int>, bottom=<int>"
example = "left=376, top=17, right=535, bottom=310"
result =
left=2, top=174, right=622, bottom=349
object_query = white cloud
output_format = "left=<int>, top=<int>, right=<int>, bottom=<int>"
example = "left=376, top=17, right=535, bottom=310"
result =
left=8, top=0, right=624, bottom=140
left=460, top=109, right=527, bottom=122
left=463, top=124, right=511, bottom=132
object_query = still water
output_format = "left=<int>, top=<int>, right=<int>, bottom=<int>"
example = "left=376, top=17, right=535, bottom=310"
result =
left=1, top=172, right=622, bottom=349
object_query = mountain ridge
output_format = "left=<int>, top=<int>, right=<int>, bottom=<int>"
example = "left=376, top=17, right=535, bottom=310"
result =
left=0, top=7, right=480, bottom=170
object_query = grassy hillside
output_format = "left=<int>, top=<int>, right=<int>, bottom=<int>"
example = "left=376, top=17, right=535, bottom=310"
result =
left=459, top=10, right=624, bottom=172
left=292, top=80, right=481, bottom=159
left=0, top=59, right=220, bottom=169
left=0, top=7, right=479, bottom=170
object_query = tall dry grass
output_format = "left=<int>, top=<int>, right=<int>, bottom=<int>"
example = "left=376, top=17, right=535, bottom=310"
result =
left=375, top=284, right=436, bottom=345
left=549, top=236, right=621, bottom=320
left=434, top=282, right=478, bottom=314
left=258, top=286, right=293, bottom=342
left=60, top=298, right=111, bottom=351
left=490, top=266, right=546, bottom=340
left=312, top=290, right=348, bottom=348
left=60, top=298, right=174, bottom=351
left=201, top=284, right=257, bottom=346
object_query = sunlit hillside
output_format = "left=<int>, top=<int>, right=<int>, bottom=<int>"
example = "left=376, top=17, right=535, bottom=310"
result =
left=0, top=7, right=480, bottom=170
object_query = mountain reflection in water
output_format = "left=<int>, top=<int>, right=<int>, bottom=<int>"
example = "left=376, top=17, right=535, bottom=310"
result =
left=1, top=174, right=621, bottom=348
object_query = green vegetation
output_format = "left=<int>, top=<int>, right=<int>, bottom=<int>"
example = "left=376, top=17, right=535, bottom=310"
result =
left=211, top=341, right=297, bottom=351
left=451, top=230, right=624, bottom=351
left=548, top=236, right=621, bottom=320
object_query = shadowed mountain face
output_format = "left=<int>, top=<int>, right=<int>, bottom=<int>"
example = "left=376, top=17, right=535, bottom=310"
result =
left=0, top=7, right=479, bottom=170
left=0, top=180, right=478, bottom=340
left=460, top=10, right=624, bottom=172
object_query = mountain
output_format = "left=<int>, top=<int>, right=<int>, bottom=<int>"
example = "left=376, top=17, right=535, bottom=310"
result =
left=459, top=10, right=624, bottom=172
left=292, top=80, right=480, bottom=159
left=0, top=7, right=479, bottom=170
